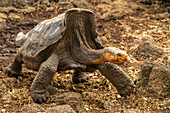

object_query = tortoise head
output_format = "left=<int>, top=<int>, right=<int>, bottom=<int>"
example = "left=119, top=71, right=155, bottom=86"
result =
left=103, top=47, right=129, bottom=65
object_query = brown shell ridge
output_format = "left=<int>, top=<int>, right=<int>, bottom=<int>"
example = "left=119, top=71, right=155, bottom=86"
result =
left=20, top=13, right=65, bottom=57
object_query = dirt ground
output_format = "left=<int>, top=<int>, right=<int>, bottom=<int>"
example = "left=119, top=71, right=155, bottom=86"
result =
left=0, top=0, right=169, bottom=112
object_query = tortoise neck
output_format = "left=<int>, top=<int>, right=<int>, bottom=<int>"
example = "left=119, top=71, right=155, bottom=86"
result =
left=64, top=18, right=109, bottom=65
left=92, top=50, right=113, bottom=64
left=72, top=45, right=110, bottom=64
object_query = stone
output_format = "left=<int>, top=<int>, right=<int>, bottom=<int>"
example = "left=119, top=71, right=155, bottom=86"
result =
left=147, top=63, right=170, bottom=98
left=138, top=61, right=154, bottom=88
left=104, top=101, right=121, bottom=112
left=9, top=13, right=21, bottom=21
left=138, top=61, right=170, bottom=98
left=0, top=109, right=6, bottom=113
left=0, top=0, right=12, bottom=7
left=21, top=103, right=46, bottom=113
left=124, top=109, right=142, bottom=113
left=0, top=13, right=7, bottom=22
left=1, top=77, right=17, bottom=88
left=0, top=7, right=18, bottom=13
left=155, top=12, right=170, bottom=20
left=140, top=0, right=152, bottom=5
left=162, top=56, right=169, bottom=66
left=98, top=0, right=141, bottom=20
left=130, top=35, right=164, bottom=60
left=20, top=7, right=36, bottom=14
left=57, top=0, right=90, bottom=13
left=0, top=18, right=6, bottom=22
left=0, top=13, right=7, bottom=19
left=1, top=94, right=12, bottom=104
left=52, top=92, right=83, bottom=112
left=47, top=104, right=76, bottom=113
left=0, top=0, right=27, bottom=8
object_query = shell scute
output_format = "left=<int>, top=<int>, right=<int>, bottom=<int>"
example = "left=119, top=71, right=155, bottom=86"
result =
left=20, top=13, right=65, bottom=56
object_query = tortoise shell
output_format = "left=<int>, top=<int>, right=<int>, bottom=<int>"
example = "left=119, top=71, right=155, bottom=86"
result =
left=19, top=8, right=103, bottom=57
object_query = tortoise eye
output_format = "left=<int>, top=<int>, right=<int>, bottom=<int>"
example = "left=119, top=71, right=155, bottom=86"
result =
left=117, top=53, right=121, bottom=57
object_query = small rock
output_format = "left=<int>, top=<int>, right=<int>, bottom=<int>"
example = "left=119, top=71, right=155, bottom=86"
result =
left=0, top=18, right=6, bottom=22
left=21, top=103, right=46, bottom=113
left=148, top=63, right=170, bottom=98
left=124, top=109, right=142, bottom=113
left=140, top=0, right=152, bottom=5
left=0, top=109, right=6, bottom=113
left=41, top=0, right=50, bottom=6
left=45, top=7, right=54, bottom=12
left=138, top=61, right=154, bottom=87
left=130, top=35, right=164, bottom=60
left=0, top=93, right=3, bottom=98
left=98, top=0, right=141, bottom=20
left=0, top=13, right=7, bottom=19
left=2, top=94, right=12, bottom=104
left=9, top=13, right=21, bottom=21
left=120, top=45, right=124, bottom=49
left=100, top=36, right=108, bottom=44
left=0, top=0, right=27, bottom=8
left=162, top=56, right=169, bottom=66
left=0, top=13, right=7, bottom=22
left=116, top=94, right=121, bottom=98
left=138, top=61, right=170, bottom=98
left=52, top=92, right=83, bottom=112
left=1, top=77, right=17, bottom=88
left=155, top=12, right=170, bottom=20
left=100, top=36, right=107, bottom=42
left=0, top=7, right=18, bottom=13
left=20, top=7, right=35, bottom=14
left=57, top=0, right=90, bottom=13
left=47, top=104, right=76, bottom=113
left=104, top=101, right=121, bottom=112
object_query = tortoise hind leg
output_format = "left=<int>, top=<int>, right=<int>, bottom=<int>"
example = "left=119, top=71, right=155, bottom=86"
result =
left=5, top=53, right=23, bottom=77
left=30, top=53, right=58, bottom=103
left=72, top=71, right=89, bottom=83
left=72, top=65, right=98, bottom=84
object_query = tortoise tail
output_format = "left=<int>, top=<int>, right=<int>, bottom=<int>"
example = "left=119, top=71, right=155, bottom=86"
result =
left=16, top=32, right=27, bottom=46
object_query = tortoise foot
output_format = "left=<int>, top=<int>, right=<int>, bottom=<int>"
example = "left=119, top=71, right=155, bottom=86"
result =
left=31, top=90, right=49, bottom=103
left=72, top=71, right=89, bottom=84
left=5, top=65, right=22, bottom=77
left=117, top=81, right=135, bottom=97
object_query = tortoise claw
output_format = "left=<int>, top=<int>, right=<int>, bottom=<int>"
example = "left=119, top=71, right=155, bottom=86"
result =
left=5, top=65, right=22, bottom=77
left=31, top=90, right=49, bottom=103
left=117, top=81, right=136, bottom=97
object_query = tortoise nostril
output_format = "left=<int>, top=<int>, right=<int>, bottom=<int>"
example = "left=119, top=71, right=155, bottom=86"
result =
left=117, top=53, right=121, bottom=57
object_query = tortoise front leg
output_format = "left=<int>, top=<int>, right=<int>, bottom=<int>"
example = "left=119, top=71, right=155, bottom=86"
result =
left=30, top=54, right=58, bottom=103
left=97, top=62, right=135, bottom=97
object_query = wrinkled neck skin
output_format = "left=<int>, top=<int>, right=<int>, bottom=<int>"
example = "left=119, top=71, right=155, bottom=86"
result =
left=62, top=15, right=110, bottom=65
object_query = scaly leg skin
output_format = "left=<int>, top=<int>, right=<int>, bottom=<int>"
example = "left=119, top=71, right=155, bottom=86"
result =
left=5, top=53, right=22, bottom=77
left=97, top=62, right=135, bottom=97
left=72, top=70, right=89, bottom=84
left=30, top=54, right=58, bottom=103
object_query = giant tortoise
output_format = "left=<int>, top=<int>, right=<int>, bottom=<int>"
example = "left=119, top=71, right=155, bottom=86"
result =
left=6, top=8, right=135, bottom=103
